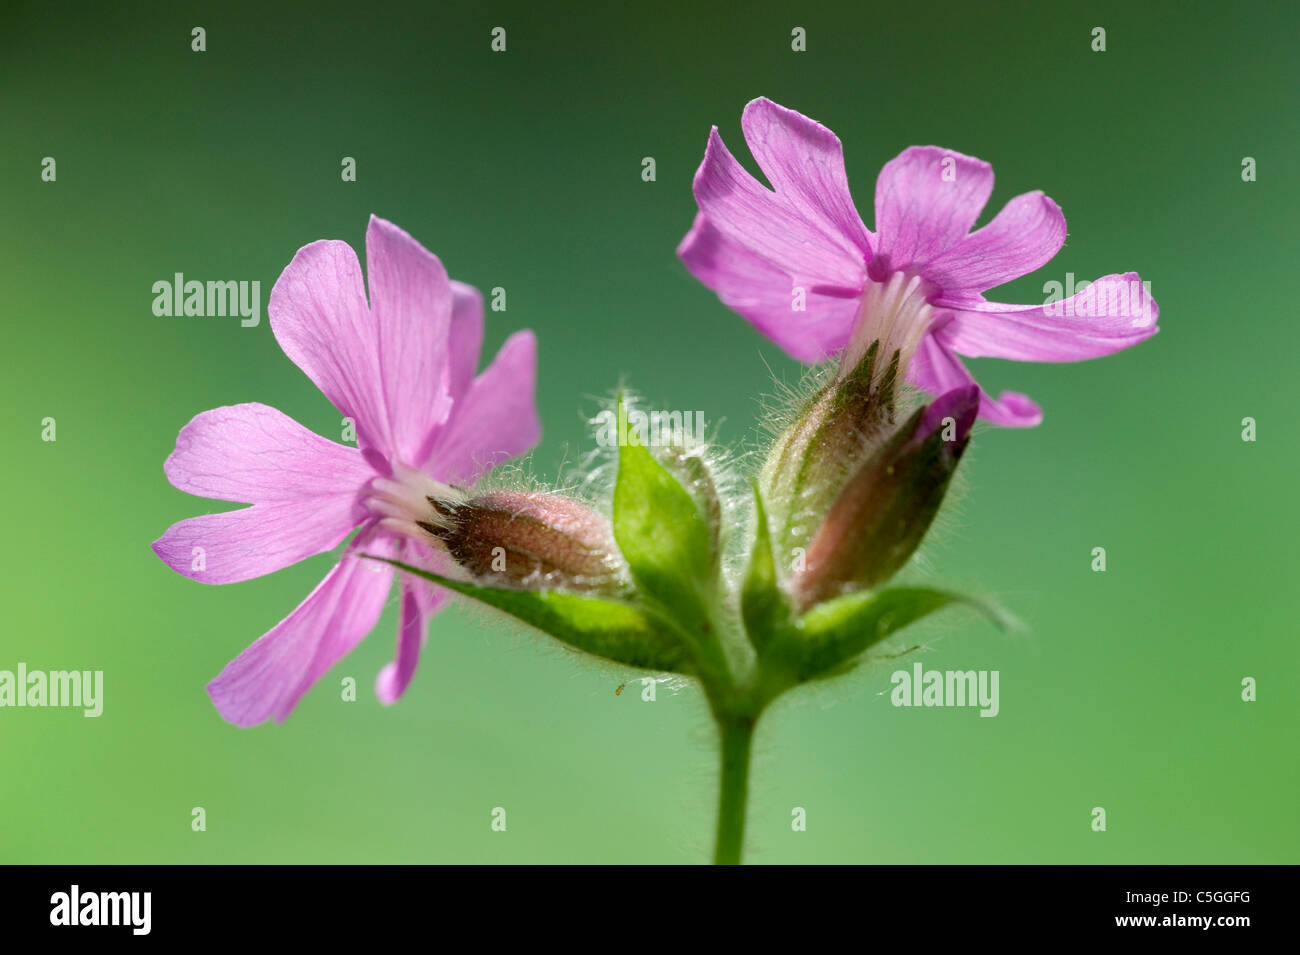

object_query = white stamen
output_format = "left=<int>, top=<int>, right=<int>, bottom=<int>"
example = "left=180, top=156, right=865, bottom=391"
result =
left=362, top=463, right=465, bottom=541
left=365, top=497, right=416, bottom=520
left=840, top=272, right=935, bottom=382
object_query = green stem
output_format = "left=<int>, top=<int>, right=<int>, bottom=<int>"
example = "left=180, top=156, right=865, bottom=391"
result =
left=713, top=714, right=756, bottom=865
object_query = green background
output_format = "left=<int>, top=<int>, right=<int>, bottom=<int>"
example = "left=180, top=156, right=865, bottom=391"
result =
left=3, top=0, right=1295, bottom=863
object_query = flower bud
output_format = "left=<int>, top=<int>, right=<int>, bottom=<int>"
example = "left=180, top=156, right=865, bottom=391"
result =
left=659, top=444, right=723, bottom=567
left=793, top=384, right=979, bottom=611
left=760, top=341, right=901, bottom=556
left=421, top=491, right=625, bottom=593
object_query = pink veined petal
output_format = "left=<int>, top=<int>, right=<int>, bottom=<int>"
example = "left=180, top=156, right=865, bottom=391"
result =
left=152, top=496, right=361, bottom=585
left=162, top=403, right=374, bottom=504
left=364, top=215, right=454, bottom=464
left=268, top=239, right=394, bottom=456
left=910, top=331, right=1043, bottom=428
left=375, top=584, right=426, bottom=706
left=925, top=191, right=1067, bottom=294
left=677, top=213, right=860, bottom=363
left=206, top=534, right=395, bottom=727
left=376, top=537, right=454, bottom=705
left=410, top=280, right=486, bottom=466
left=739, top=97, right=874, bottom=257
left=937, top=272, right=1159, bottom=361
left=425, top=329, right=541, bottom=483
left=692, top=127, right=868, bottom=291
left=873, top=146, right=994, bottom=274
left=375, top=559, right=452, bottom=706
left=447, top=281, right=486, bottom=404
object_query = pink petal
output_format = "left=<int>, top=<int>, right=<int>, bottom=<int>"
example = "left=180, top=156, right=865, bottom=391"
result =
left=206, top=534, right=395, bottom=727
left=925, top=192, right=1066, bottom=294
left=677, top=214, right=861, bottom=363
left=364, top=215, right=454, bottom=464
left=910, top=332, right=1043, bottom=428
left=399, top=536, right=455, bottom=618
left=938, top=272, right=1159, bottom=361
left=268, top=239, right=394, bottom=455
left=873, top=146, right=993, bottom=274
left=376, top=537, right=454, bottom=705
left=374, top=584, right=425, bottom=706
left=374, top=569, right=451, bottom=706
left=162, top=403, right=373, bottom=504
left=692, top=127, right=867, bottom=291
left=152, top=497, right=359, bottom=584
left=739, top=98, right=874, bottom=257
left=409, top=280, right=486, bottom=466
left=425, top=329, right=541, bottom=483
left=447, top=281, right=486, bottom=404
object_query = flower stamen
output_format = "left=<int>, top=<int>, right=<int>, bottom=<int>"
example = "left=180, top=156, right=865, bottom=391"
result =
left=363, top=463, right=465, bottom=542
left=839, top=272, right=934, bottom=384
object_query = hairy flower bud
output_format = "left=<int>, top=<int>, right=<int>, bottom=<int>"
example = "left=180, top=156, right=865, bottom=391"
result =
left=421, top=491, right=625, bottom=593
left=793, top=385, right=979, bottom=611
left=760, top=341, right=901, bottom=558
left=659, top=444, right=723, bottom=567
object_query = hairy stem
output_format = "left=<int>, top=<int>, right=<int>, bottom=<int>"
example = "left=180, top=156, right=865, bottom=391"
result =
left=713, top=714, right=756, bottom=865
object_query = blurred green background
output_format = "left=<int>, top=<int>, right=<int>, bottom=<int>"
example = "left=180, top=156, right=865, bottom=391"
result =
left=3, top=0, right=1296, bottom=863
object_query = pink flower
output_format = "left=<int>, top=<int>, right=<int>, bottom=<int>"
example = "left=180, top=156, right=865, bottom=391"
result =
left=678, top=98, right=1159, bottom=426
left=152, top=216, right=540, bottom=726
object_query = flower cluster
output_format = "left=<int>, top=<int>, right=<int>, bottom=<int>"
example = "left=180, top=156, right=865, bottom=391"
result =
left=154, top=100, right=1157, bottom=862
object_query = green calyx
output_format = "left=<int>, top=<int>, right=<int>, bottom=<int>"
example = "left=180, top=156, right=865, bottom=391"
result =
left=759, top=341, right=901, bottom=567
left=362, top=386, right=1004, bottom=865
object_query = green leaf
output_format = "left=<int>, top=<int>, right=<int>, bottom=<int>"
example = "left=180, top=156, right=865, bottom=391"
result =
left=771, top=586, right=1007, bottom=683
left=611, top=396, right=714, bottom=622
left=740, top=483, right=788, bottom=653
left=369, top=558, right=690, bottom=673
